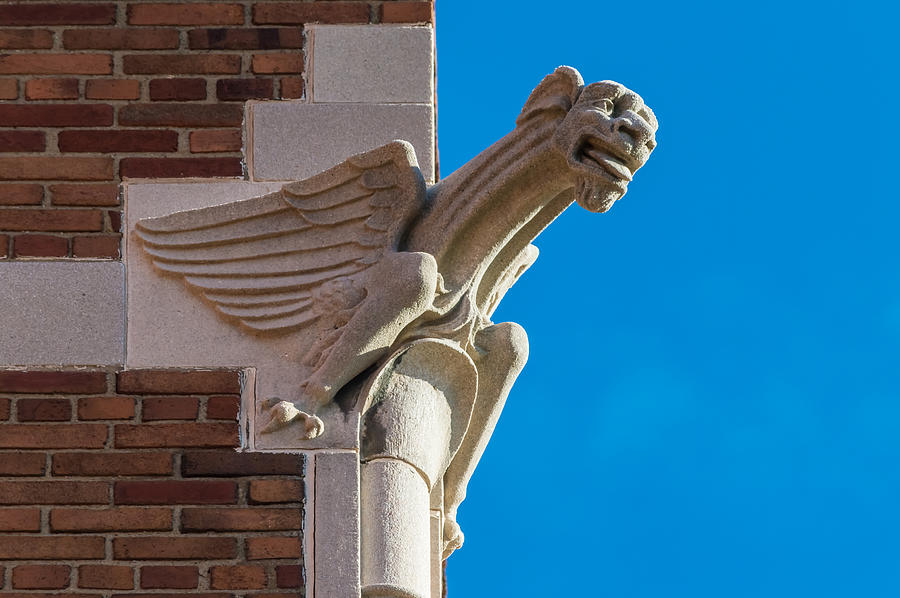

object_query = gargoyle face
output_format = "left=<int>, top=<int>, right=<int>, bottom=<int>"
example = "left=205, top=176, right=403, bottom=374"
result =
left=554, top=81, right=658, bottom=213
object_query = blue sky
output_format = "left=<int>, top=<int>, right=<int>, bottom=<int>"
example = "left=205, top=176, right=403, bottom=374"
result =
left=434, top=1, right=900, bottom=595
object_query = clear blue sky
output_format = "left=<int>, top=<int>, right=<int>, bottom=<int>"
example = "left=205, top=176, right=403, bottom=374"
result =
left=434, top=1, right=899, bottom=596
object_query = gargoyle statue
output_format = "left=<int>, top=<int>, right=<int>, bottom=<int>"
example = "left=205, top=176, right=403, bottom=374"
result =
left=135, top=63, right=656, bottom=456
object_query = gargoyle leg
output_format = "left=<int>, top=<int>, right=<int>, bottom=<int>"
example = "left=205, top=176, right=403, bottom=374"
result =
left=303, top=251, right=439, bottom=410
left=441, top=321, right=529, bottom=558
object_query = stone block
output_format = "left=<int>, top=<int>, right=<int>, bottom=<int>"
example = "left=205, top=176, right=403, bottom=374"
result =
left=314, top=451, right=360, bottom=598
left=0, top=261, right=124, bottom=365
left=310, top=25, right=433, bottom=104
left=125, top=181, right=359, bottom=450
left=248, top=102, right=435, bottom=183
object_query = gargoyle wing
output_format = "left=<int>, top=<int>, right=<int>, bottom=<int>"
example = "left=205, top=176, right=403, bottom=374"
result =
left=135, top=140, right=426, bottom=333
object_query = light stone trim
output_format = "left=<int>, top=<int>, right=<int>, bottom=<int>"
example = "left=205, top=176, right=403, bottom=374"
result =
left=314, top=451, right=361, bottom=598
left=247, top=102, right=435, bottom=184
left=0, top=260, right=125, bottom=366
left=309, top=25, right=434, bottom=104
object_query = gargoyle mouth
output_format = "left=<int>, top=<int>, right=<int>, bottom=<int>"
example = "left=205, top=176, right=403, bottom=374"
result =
left=576, top=137, right=634, bottom=182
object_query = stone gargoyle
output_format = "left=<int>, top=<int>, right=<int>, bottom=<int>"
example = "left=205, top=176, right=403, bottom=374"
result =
left=135, top=66, right=657, bottom=558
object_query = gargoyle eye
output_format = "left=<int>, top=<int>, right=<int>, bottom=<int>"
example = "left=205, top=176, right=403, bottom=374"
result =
left=594, top=98, right=615, bottom=114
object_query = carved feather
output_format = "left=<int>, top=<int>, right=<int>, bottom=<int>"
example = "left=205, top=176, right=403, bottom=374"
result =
left=135, top=140, right=426, bottom=334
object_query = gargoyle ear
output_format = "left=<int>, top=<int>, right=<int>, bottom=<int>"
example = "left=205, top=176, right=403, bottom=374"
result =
left=516, top=66, right=585, bottom=126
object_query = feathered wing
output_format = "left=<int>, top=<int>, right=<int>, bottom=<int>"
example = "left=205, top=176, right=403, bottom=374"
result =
left=135, top=140, right=426, bottom=333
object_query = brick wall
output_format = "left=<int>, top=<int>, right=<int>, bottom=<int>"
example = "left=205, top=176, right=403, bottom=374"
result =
left=0, top=0, right=434, bottom=260
left=0, top=368, right=307, bottom=597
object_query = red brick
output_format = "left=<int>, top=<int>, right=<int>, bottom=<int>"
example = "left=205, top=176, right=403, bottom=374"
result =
left=50, top=184, right=118, bottom=206
left=381, top=1, right=434, bottom=23
left=254, top=3, right=369, bottom=24
left=118, top=370, right=242, bottom=394
left=0, top=508, right=41, bottom=531
left=0, top=184, right=42, bottom=205
left=140, top=566, right=198, bottom=589
left=205, top=394, right=241, bottom=419
left=78, top=565, right=134, bottom=590
left=217, top=77, right=273, bottom=100
left=0, top=158, right=113, bottom=182
left=0, top=54, right=111, bottom=75
left=276, top=565, right=302, bottom=588
left=0, top=424, right=107, bottom=449
left=119, top=103, right=242, bottom=127
left=64, top=28, right=179, bottom=50
left=0, top=29, right=54, bottom=49
left=279, top=76, right=304, bottom=99
left=0, top=592, right=103, bottom=597
left=149, top=77, right=206, bottom=101
left=0, top=4, right=115, bottom=25
left=0, top=234, right=7, bottom=257
left=72, top=235, right=120, bottom=258
left=253, top=594, right=301, bottom=598
left=13, top=234, right=68, bottom=257
left=51, top=507, right=172, bottom=532
left=108, top=210, right=122, bottom=232
left=182, top=507, right=301, bottom=531
left=0, top=481, right=108, bottom=505
left=116, top=594, right=226, bottom=598
left=143, top=396, right=199, bottom=420
left=0, top=209, right=104, bottom=231
left=0, top=104, right=112, bottom=126
left=16, top=397, right=71, bottom=421
left=0, top=397, right=8, bottom=419
left=59, top=130, right=178, bottom=153
left=0, top=131, right=46, bottom=152
left=12, top=565, right=70, bottom=590
left=120, top=157, right=243, bottom=179
left=129, top=3, right=245, bottom=26
left=0, top=536, right=105, bottom=559
left=0, top=78, right=17, bottom=99
left=124, top=54, right=241, bottom=75
left=245, top=536, right=301, bottom=559
left=189, top=27, right=303, bottom=50
left=182, top=451, right=303, bottom=477
left=85, top=79, right=140, bottom=100
left=115, top=422, right=239, bottom=448
left=0, top=370, right=107, bottom=393
left=53, top=452, right=171, bottom=476
left=75, top=396, right=133, bottom=420
left=251, top=53, right=302, bottom=74
left=25, top=78, right=79, bottom=100
left=114, top=537, right=237, bottom=560
left=115, top=480, right=237, bottom=505
left=249, top=479, right=303, bottom=504
left=190, top=129, right=242, bottom=153
left=0, top=452, right=46, bottom=476
left=211, top=565, right=267, bottom=590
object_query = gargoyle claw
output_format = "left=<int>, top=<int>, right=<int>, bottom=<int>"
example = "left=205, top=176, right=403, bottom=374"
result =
left=442, top=517, right=464, bottom=560
left=259, top=399, right=324, bottom=439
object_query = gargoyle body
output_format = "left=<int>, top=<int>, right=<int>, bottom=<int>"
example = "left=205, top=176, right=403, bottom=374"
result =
left=135, top=66, right=657, bottom=556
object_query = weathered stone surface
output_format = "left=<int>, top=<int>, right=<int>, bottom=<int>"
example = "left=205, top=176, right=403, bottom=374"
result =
left=0, top=261, right=124, bottom=365
left=248, top=102, right=435, bottom=183
left=310, top=25, right=433, bottom=103
left=314, top=452, right=360, bottom=598
left=360, top=459, right=430, bottom=598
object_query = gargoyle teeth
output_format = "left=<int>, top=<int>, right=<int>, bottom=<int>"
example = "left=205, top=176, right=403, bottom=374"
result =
left=582, top=145, right=633, bottom=181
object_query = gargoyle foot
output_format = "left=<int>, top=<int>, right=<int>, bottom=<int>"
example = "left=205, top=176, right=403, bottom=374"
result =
left=442, top=515, right=464, bottom=560
left=259, top=398, right=324, bottom=439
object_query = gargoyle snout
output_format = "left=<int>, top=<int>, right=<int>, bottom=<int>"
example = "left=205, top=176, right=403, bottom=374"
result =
left=612, top=112, right=655, bottom=151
